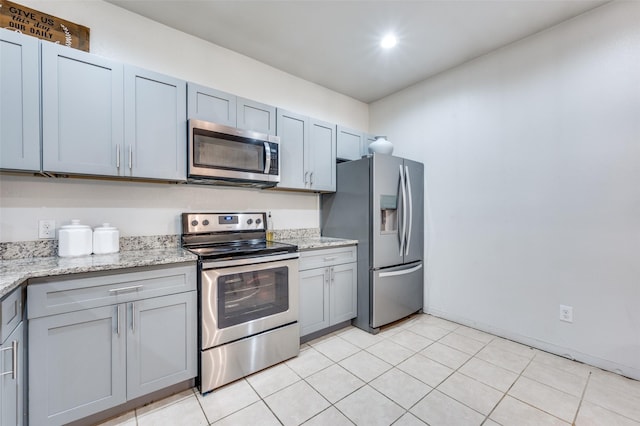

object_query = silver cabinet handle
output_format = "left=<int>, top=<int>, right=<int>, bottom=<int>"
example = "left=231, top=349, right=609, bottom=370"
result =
left=128, top=145, right=133, bottom=170
left=0, top=341, right=18, bottom=380
left=109, top=285, right=143, bottom=294
left=131, top=302, right=136, bottom=333
left=310, top=172, right=314, bottom=186
left=405, top=165, right=413, bottom=256
left=304, top=171, right=309, bottom=184
left=323, top=257, right=337, bottom=261
left=325, top=268, right=330, bottom=284
left=331, top=267, right=335, bottom=281
left=116, top=144, right=121, bottom=169
left=116, top=305, right=121, bottom=336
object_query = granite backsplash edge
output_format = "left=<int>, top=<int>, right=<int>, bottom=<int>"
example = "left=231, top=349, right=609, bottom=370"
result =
left=0, top=229, right=321, bottom=260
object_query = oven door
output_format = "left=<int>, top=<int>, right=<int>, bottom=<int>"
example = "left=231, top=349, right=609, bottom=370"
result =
left=201, top=252, right=299, bottom=348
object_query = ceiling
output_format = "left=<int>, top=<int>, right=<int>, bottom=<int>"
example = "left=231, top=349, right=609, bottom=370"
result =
left=107, top=0, right=609, bottom=103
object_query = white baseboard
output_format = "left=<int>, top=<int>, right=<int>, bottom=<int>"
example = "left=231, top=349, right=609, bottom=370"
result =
left=426, top=308, right=640, bottom=381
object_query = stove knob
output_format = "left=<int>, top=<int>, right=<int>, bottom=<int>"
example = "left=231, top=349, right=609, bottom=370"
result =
left=247, top=219, right=253, bottom=225
left=191, top=220, right=198, bottom=227
left=202, top=219, right=210, bottom=226
left=255, top=218, right=262, bottom=225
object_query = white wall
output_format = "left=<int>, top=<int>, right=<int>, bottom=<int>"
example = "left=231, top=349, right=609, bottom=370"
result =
left=370, top=1, right=640, bottom=379
left=0, top=0, right=368, bottom=242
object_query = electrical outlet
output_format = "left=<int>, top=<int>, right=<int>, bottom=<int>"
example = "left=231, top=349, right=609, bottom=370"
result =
left=559, top=305, right=573, bottom=323
left=38, top=220, right=56, bottom=239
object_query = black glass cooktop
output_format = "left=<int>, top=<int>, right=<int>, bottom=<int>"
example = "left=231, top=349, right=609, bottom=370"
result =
left=185, top=239, right=297, bottom=260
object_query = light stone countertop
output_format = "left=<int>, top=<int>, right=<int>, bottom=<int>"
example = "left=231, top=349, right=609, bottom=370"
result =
left=277, top=236, right=358, bottom=251
left=0, top=230, right=356, bottom=298
left=0, top=248, right=197, bottom=298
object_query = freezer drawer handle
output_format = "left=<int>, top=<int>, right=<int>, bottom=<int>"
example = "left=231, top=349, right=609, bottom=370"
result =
left=379, top=263, right=422, bottom=278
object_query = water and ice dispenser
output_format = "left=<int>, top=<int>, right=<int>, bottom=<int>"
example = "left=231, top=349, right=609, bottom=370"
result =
left=380, top=195, right=398, bottom=233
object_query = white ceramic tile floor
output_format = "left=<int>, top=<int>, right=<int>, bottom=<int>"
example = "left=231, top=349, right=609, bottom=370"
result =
left=97, top=314, right=640, bottom=426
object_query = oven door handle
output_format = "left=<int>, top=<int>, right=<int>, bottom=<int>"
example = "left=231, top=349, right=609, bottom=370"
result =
left=201, top=251, right=299, bottom=269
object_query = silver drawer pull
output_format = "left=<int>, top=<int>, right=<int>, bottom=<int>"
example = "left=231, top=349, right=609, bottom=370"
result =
left=109, top=285, right=143, bottom=294
left=323, top=257, right=337, bottom=261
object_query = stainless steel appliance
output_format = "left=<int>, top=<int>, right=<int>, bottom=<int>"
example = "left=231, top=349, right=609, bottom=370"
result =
left=188, top=119, right=280, bottom=188
left=181, top=212, right=299, bottom=393
left=321, top=154, right=424, bottom=334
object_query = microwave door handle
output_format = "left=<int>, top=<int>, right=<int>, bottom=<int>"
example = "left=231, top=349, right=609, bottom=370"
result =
left=264, top=142, right=271, bottom=174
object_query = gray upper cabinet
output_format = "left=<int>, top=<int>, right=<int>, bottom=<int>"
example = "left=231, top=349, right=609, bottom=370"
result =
left=337, top=126, right=365, bottom=162
left=187, top=83, right=236, bottom=127
left=237, top=97, right=276, bottom=135
left=308, top=119, right=336, bottom=191
left=41, top=41, right=124, bottom=177
left=0, top=29, right=40, bottom=172
left=187, top=84, right=276, bottom=135
left=124, top=66, right=187, bottom=181
left=277, top=109, right=307, bottom=190
left=42, top=42, right=187, bottom=181
left=276, top=109, right=336, bottom=192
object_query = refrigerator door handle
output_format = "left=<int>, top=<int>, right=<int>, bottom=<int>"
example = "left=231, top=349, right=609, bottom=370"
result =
left=398, top=164, right=407, bottom=256
left=379, top=263, right=423, bottom=278
left=405, top=165, right=413, bottom=256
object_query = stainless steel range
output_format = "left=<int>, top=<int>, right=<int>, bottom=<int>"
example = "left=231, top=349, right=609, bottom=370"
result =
left=181, top=212, right=300, bottom=393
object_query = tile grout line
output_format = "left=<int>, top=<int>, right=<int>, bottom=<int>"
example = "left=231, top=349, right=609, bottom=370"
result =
left=571, top=370, right=592, bottom=426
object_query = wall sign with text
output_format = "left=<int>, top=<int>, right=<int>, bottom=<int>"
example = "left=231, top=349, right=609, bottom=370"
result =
left=0, top=0, right=89, bottom=51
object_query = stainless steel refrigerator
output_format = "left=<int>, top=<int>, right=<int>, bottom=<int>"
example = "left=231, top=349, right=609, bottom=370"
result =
left=321, top=153, right=424, bottom=334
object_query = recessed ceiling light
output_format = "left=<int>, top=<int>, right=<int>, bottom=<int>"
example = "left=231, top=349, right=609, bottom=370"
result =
left=380, top=34, right=397, bottom=49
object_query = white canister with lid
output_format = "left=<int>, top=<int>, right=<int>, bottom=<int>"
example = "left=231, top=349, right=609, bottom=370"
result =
left=93, top=223, right=120, bottom=254
left=58, top=220, right=93, bottom=257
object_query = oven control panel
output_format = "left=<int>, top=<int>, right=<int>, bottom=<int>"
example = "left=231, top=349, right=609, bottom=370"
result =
left=182, top=212, right=266, bottom=234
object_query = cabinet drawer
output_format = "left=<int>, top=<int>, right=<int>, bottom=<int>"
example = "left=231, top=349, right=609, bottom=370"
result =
left=299, top=245, right=356, bottom=271
left=1, top=286, right=24, bottom=342
left=27, top=263, right=196, bottom=319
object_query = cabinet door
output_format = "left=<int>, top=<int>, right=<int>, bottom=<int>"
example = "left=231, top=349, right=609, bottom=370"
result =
left=124, top=66, right=187, bottom=181
left=0, top=29, right=40, bottom=172
left=337, top=126, right=364, bottom=161
left=187, top=83, right=236, bottom=127
left=329, top=263, right=358, bottom=325
left=276, top=109, right=308, bottom=190
left=29, top=305, right=126, bottom=425
left=41, top=42, right=124, bottom=176
left=299, top=268, right=330, bottom=336
left=309, top=119, right=336, bottom=191
left=1, top=322, right=24, bottom=426
left=237, top=97, right=276, bottom=135
left=126, top=292, right=197, bottom=400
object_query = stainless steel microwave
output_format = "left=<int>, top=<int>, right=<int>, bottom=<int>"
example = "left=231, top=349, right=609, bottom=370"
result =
left=188, top=119, right=280, bottom=188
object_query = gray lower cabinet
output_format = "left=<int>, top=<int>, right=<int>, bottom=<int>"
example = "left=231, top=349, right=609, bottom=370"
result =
left=299, top=246, right=357, bottom=337
left=27, top=264, right=197, bottom=426
left=276, top=109, right=336, bottom=192
left=1, top=286, right=26, bottom=426
left=0, top=29, right=40, bottom=172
